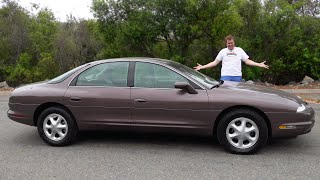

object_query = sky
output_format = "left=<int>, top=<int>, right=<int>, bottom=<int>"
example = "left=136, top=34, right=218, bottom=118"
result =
left=16, top=0, right=94, bottom=22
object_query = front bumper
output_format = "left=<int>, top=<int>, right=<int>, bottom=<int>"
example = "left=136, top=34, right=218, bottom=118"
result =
left=268, top=106, right=315, bottom=138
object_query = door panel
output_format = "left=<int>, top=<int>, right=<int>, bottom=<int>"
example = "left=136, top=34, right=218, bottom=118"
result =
left=64, top=62, right=131, bottom=129
left=131, top=88, right=211, bottom=129
left=131, top=62, right=212, bottom=133
left=65, top=87, right=131, bottom=127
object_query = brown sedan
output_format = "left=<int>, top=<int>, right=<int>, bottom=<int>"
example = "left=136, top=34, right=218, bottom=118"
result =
left=7, top=58, right=315, bottom=154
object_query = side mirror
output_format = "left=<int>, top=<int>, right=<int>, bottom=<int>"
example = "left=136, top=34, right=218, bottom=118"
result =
left=174, top=82, right=198, bottom=94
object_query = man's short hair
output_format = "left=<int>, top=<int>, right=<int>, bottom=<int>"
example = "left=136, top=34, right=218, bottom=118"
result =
left=225, top=35, right=235, bottom=43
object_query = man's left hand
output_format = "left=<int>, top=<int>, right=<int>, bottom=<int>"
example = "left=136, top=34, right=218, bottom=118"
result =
left=259, top=61, right=269, bottom=69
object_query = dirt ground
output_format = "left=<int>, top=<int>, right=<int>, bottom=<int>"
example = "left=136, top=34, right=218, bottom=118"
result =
left=255, top=81, right=320, bottom=104
left=255, top=81, right=320, bottom=89
left=0, top=87, right=13, bottom=91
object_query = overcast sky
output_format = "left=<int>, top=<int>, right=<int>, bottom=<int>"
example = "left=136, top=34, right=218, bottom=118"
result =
left=16, top=0, right=94, bottom=21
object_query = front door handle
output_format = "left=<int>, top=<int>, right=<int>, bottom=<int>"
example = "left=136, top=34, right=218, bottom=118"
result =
left=134, top=98, right=146, bottom=103
left=70, top=97, right=82, bottom=102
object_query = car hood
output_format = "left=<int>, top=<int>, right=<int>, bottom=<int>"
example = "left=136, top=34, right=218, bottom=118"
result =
left=215, top=81, right=304, bottom=104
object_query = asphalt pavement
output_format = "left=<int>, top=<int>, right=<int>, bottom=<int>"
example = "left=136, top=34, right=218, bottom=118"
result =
left=0, top=95, right=320, bottom=179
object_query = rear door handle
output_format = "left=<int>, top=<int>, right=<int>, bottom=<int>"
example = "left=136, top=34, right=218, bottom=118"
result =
left=134, top=98, right=146, bottom=103
left=70, top=97, right=82, bottom=102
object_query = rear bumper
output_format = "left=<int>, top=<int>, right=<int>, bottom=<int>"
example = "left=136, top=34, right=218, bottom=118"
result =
left=7, top=102, right=39, bottom=126
left=7, top=109, right=34, bottom=126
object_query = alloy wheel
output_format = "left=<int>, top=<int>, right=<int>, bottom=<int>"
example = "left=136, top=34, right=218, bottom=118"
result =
left=226, top=117, right=259, bottom=149
left=43, top=113, right=68, bottom=142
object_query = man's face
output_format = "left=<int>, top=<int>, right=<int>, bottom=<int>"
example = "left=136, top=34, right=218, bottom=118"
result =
left=226, top=39, right=235, bottom=50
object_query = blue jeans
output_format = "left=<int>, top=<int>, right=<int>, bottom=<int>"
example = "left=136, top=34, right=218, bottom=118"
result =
left=220, top=76, right=242, bottom=82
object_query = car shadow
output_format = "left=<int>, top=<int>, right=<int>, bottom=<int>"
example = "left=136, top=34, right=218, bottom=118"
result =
left=76, top=131, right=224, bottom=152
left=78, top=131, right=218, bottom=144
left=77, top=131, right=318, bottom=154
left=10, top=129, right=316, bottom=155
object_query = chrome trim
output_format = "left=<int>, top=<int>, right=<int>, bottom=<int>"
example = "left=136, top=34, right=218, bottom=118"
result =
left=282, top=122, right=313, bottom=126
left=67, top=61, right=130, bottom=87
left=133, top=61, right=207, bottom=90
left=68, top=85, right=131, bottom=89
left=156, top=64, right=207, bottom=90
left=130, top=86, right=207, bottom=91
left=67, top=59, right=208, bottom=90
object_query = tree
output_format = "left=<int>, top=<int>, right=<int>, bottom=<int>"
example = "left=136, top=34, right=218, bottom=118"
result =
left=0, top=0, right=30, bottom=81
left=55, top=17, right=101, bottom=72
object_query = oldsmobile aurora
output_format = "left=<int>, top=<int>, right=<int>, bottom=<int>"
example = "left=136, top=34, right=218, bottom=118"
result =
left=7, top=58, right=315, bottom=154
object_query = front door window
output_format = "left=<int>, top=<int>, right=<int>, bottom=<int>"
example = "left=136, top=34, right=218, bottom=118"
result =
left=134, top=62, right=189, bottom=88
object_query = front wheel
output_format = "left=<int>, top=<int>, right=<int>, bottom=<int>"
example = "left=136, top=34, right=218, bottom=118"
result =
left=217, top=109, right=268, bottom=154
left=37, top=107, right=78, bottom=146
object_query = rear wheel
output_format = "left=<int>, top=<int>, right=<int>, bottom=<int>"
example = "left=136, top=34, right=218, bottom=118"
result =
left=37, top=107, right=78, bottom=146
left=217, top=109, right=268, bottom=154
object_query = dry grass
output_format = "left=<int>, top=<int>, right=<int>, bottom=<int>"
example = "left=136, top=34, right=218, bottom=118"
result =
left=302, top=98, right=320, bottom=104
left=0, top=87, right=13, bottom=91
left=256, top=81, right=320, bottom=89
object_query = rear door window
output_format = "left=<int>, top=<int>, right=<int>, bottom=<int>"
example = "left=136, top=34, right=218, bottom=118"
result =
left=76, top=62, right=129, bottom=87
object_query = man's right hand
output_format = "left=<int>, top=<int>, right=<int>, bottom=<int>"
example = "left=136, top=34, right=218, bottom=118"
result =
left=193, top=63, right=203, bottom=71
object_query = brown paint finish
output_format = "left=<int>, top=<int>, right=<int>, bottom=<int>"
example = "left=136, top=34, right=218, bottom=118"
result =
left=64, top=86, right=132, bottom=129
left=8, top=58, right=315, bottom=139
left=131, top=87, right=214, bottom=135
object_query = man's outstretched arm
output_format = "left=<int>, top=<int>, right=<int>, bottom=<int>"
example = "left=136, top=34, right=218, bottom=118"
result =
left=244, top=59, right=269, bottom=69
left=194, top=59, right=221, bottom=71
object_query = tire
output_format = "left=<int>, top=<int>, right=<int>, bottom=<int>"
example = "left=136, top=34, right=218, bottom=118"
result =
left=37, top=107, right=78, bottom=146
left=217, top=109, right=268, bottom=154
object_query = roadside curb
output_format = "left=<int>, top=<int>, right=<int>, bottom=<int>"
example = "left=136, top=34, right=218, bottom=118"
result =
left=0, top=91, right=11, bottom=96
left=280, top=89, right=320, bottom=94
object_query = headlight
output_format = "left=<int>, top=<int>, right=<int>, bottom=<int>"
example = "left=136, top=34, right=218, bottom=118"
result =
left=297, top=104, right=306, bottom=112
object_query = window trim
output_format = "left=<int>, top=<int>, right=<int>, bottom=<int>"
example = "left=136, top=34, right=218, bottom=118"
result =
left=48, top=64, right=90, bottom=84
left=128, top=61, right=135, bottom=87
left=69, top=61, right=130, bottom=87
left=132, top=61, right=205, bottom=90
left=68, top=60, right=206, bottom=90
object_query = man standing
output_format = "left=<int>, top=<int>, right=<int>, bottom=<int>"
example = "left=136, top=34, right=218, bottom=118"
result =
left=194, top=35, right=269, bottom=82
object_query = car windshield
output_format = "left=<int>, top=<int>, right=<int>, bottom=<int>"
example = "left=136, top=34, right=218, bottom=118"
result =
left=48, top=64, right=89, bottom=84
left=170, top=62, right=220, bottom=89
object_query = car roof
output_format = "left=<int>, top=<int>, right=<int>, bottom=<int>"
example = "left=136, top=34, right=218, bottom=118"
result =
left=89, top=57, right=178, bottom=67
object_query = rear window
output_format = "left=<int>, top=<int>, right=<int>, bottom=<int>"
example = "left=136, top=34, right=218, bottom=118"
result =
left=48, top=64, right=89, bottom=84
